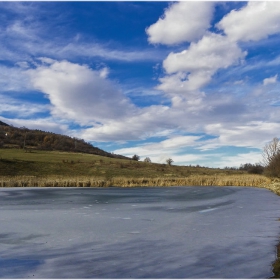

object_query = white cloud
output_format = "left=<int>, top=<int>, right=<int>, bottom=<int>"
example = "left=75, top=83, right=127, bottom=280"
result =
left=113, top=136, right=263, bottom=168
left=263, top=74, right=278, bottom=86
left=148, top=135, right=201, bottom=150
left=156, top=1, right=280, bottom=99
left=0, top=94, right=49, bottom=118
left=217, top=2, right=280, bottom=42
left=58, top=42, right=165, bottom=63
left=157, top=72, right=211, bottom=94
left=0, top=65, right=32, bottom=92
left=38, top=57, right=56, bottom=65
left=163, top=33, right=246, bottom=74
left=2, top=117, right=69, bottom=135
left=75, top=81, right=280, bottom=145
left=99, top=67, right=109, bottom=79
left=113, top=135, right=203, bottom=164
left=215, top=152, right=263, bottom=168
left=6, top=21, right=35, bottom=39
left=146, top=2, right=214, bottom=45
left=16, top=61, right=30, bottom=69
left=28, top=60, right=136, bottom=124
left=201, top=121, right=280, bottom=150
left=0, top=16, right=165, bottom=63
left=0, top=103, right=48, bottom=119
left=78, top=105, right=172, bottom=142
left=158, top=33, right=246, bottom=94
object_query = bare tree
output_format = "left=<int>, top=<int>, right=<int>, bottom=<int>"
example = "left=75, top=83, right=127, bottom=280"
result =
left=144, top=157, right=151, bottom=163
left=264, top=152, right=280, bottom=177
left=166, top=158, right=173, bottom=166
left=262, top=137, right=280, bottom=166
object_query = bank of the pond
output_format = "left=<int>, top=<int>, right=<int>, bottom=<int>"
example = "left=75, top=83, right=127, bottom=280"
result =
left=272, top=243, right=280, bottom=278
left=0, top=174, right=280, bottom=195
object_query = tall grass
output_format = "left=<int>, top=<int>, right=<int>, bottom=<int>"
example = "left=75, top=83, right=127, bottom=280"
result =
left=1, top=174, right=279, bottom=196
left=0, top=173, right=273, bottom=187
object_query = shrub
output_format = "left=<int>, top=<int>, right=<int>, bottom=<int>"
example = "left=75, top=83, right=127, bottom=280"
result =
left=132, top=154, right=140, bottom=161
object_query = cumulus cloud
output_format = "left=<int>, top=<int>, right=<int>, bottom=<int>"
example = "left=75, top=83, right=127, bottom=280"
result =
left=77, top=105, right=172, bottom=142
left=158, top=33, right=246, bottom=94
left=28, top=59, right=136, bottom=124
left=154, top=1, right=280, bottom=99
left=157, top=72, right=210, bottom=95
left=263, top=74, right=278, bottom=86
left=146, top=1, right=214, bottom=45
left=163, top=33, right=246, bottom=74
left=217, top=2, right=280, bottom=42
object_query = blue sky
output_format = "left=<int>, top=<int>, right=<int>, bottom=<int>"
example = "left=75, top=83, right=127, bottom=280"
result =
left=1, top=1, right=280, bottom=168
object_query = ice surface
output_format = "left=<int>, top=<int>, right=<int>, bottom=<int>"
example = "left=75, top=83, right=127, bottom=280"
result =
left=0, top=186, right=279, bottom=278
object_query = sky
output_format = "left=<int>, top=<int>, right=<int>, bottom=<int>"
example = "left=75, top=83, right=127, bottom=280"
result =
left=1, top=1, right=280, bottom=168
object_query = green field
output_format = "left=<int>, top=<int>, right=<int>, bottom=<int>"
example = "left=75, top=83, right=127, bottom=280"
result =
left=0, top=148, right=242, bottom=178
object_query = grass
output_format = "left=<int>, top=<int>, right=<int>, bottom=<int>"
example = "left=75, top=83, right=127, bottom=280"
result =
left=0, top=174, right=272, bottom=188
left=0, top=148, right=243, bottom=178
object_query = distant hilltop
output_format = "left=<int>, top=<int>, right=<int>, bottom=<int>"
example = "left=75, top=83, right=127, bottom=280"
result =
left=0, top=120, right=9, bottom=126
left=0, top=120, right=129, bottom=160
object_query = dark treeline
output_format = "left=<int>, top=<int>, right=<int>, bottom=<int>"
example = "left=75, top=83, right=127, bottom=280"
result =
left=0, top=122, right=129, bottom=160
left=224, top=163, right=264, bottom=174
left=238, top=163, right=264, bottom=174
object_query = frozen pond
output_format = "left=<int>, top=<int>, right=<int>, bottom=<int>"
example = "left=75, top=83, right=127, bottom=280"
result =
left=0, top=186, right=279, bottom=278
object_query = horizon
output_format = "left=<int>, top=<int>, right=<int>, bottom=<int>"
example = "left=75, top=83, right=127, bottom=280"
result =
left=1, top=1, right=280, bottom=168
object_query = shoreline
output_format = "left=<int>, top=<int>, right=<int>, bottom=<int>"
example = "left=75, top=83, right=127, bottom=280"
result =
left=1, top=174, right=280, bottom=196
left=272, top=242, right=280, bottom=278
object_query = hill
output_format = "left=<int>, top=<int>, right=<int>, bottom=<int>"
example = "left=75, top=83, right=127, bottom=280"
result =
left=0, top=120, right=9, bottom=126
left=0, top=147, right=238, bottom=177
left=0, top=121, right=128, bottom=159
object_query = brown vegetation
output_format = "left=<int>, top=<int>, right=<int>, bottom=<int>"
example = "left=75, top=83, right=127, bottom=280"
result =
left=0, top=173, right=273, bottom=189
left=0, top=123, right=128, bottom=159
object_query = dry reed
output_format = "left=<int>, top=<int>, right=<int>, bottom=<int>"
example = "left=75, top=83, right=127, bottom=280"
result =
left=0, top=174, right=279, bottom=196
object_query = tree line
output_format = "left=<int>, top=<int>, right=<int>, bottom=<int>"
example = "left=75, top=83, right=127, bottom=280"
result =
left=226, top=137, right=280, bottom=176
left=0, top=123, right=129, bottom=160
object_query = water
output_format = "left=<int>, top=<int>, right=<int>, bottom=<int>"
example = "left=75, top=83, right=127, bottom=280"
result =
left=0, top=186, right=279, bottom=278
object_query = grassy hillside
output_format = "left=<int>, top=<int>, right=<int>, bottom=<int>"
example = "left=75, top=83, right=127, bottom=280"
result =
left=0, top=122, right=128, bottom=159
left=0, top=148, right=239, bottom=178
left=0, top=147, right=279, bottom=195
left=0, top=148, right=277, bottom=192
